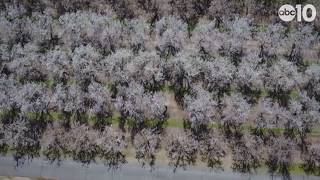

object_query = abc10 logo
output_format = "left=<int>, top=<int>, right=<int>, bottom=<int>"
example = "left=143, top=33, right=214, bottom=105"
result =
left=278, top=4, right=317, bottom=22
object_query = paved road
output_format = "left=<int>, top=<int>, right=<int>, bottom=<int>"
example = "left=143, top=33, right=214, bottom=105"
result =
left=0, top=156, right=318, bottom=180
